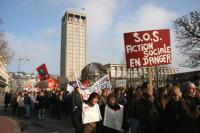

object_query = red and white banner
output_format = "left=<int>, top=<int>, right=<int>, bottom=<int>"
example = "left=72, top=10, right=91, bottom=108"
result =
left=68, top=75, right=111, bottom=100
left=36, top=64, right=49, bottom=81
left=79, top=75, right=111, bottom=100
left=76, top=80, right=90, bottom=89
left=48, top=78, right=58, bottom=88
left=124, top=29, right=171, bottom=68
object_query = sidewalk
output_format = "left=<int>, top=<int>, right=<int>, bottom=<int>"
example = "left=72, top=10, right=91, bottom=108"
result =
left=0, top=116, right=20, bottom=133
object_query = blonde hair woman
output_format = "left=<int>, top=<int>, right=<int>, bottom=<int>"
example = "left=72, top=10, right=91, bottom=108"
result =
left=165, top=86, right=199, bottom=133
left=169, top=86, right=182, bottom=101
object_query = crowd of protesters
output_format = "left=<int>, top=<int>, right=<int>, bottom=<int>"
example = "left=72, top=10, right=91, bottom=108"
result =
left=3, top=81, right=200, bottom=133
left=71, top=81, right=200, bottom=133
left=3, top=90, right=73, bottom=120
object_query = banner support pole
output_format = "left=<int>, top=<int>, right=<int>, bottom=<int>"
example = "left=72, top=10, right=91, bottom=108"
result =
left=148, top=67, right=153, bottom=95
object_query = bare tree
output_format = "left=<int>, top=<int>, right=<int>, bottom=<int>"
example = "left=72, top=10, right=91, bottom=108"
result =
left=173, top=10, right=200, bottom=68
left=0, top=19, right=13, bottom=64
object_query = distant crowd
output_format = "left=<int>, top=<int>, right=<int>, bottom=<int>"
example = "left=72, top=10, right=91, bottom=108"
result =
left=4, top=89, right=73, bottom=120
left=3, top=81, right=200, bottom=133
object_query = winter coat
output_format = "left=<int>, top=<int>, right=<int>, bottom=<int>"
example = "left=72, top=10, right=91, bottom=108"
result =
left=71, top=101, right=83, bottom=133
left=4, top=92, right=11, bottom=104
left=164, top=98, right=200, bottom=133
left=36, top=95, right=46, bottom=109
left=135, top=97, right=162, bottom=133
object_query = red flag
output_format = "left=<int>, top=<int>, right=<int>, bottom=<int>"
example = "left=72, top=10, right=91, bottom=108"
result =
left=48, top=78, right=58, bottom=88
left=36, top=64, right=49, bottom=81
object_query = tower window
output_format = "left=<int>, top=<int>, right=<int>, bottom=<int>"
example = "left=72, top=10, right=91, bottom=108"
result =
left=81, top=16, right=86, bottom=21
left=68, top=14, right=73, bottom=21
left=74, top=15, right=80, bottom=22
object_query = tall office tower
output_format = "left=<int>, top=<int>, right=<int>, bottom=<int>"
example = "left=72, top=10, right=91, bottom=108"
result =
left=60, top=11, right=87, bottom=81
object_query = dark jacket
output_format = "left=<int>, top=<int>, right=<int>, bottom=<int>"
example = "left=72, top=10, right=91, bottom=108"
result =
left=164, top=98, right=200, bottom=133
left=71, top=101, right=83, bottom=133
left=36, top=95, right=45, bottom=109
left=135, top=97, right=162, bottom=133
left=71, top=91, right=84, bottom=133
left=4, top=92, right=11, bottom=104
left=24, top=95, right=31, bottom=105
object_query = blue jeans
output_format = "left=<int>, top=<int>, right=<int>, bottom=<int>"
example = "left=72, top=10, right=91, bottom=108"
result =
left=38, top=108, right=45, bottom=119
left=25, top=104, right=31, bottom=118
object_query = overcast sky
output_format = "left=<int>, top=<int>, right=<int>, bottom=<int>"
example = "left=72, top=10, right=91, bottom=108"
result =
left=0, top=0, right=199, bottom=75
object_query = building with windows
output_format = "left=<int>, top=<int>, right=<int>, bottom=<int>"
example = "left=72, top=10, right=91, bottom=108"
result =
left=104, top=64, right=179, bottom=88
left=0, top=60, right=9, bottom=93
left=60, top=10, right=87, bottom=81
left=9, top=72, right=38, bottom=92
left=167, top=70, right=200, bottom=86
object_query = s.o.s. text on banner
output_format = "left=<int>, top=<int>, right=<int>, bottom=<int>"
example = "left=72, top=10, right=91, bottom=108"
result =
left=124, top=29, right=171, bottom=68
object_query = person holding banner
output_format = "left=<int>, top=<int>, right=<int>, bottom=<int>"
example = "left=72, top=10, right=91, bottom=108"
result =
left=98, top=93, right=129, bottom=133
left=72, top=92, right=102, bottom=133
left=135, top=82, right=162, bottom=133
left=99, top=88, right=111, bottom=106
left=82, top=92, right=102, bottom=133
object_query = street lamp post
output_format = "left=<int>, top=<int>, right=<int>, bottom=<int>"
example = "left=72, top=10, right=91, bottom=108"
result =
left=16, top=57, right=30, bottom=91
left=17, top=57, right=30, bottom=73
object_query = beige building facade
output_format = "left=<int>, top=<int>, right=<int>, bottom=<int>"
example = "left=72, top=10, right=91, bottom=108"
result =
left=9, top=72, right=38, bottom=92
left=0, top=60, right=9, bottom=92
left=60, top=11, right=87, bottom=81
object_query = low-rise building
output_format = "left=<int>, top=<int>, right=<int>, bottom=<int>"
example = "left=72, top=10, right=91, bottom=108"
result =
left=9, top=72, right=38, bottom=92
left=104, top=64, right=179, bottom=88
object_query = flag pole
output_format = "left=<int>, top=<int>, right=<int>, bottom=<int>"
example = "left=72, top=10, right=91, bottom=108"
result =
left=148, top=67, right=153, bottom=95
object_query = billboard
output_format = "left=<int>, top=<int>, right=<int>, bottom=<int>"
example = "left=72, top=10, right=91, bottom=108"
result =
left=124, top=29, right=171, bottom=68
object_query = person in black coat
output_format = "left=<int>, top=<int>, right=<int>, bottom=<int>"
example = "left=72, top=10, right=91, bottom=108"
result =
left=71, top=87, right=83, bottom=133
left=135, top=82, right=162, bottom=133
left=126, top=87, right=142, bottom=133
left=71, top=103, right=83, bottom=133
left=36, top=91, right=46, bottom=120
left=4, top=92, right=11, bottom=112
left=165, top=85, right=200, bottom=133
left=97, top=93, right=129, bottom=133
left=181, top=82, right=200, bottom=133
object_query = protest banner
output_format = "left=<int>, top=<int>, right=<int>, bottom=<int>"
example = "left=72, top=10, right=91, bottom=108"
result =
left=81, top=79, right=90, bottom=87
left=67, top=84, right=74, bottom=93
left=36, top=64, right=49, bottom=81
left=79, top=75, right=111, bottom=100
left=124, top=29, right=171, bottom=92
left=124, top=29, right=171, bottom=68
